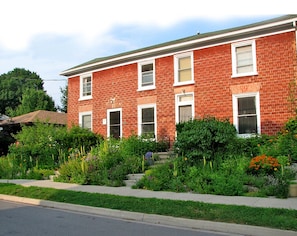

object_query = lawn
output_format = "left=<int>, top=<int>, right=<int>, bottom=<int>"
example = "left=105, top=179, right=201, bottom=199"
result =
left=0, top=183, right=296, bottom=231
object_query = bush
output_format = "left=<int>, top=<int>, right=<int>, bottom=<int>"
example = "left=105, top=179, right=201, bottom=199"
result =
left=174, top=117, right=237, bottom=163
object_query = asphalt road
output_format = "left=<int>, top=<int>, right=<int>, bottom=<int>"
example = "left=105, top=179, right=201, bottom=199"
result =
left=0, top=200, right=238, bottom=236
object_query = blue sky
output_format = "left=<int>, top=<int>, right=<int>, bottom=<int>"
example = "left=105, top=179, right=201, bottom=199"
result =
left=0, top=0, right=294, bottom=108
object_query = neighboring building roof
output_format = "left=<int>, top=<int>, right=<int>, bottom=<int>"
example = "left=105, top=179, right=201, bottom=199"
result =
left=0, top=110, right=67, bottom=126
left=61, top=15, right=297, bottom=77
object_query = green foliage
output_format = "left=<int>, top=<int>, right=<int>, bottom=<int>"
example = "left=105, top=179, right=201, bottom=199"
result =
left=0, top=68, right=45, bottom=114
left=7, top=88, right=56, bottom=117
left=59, top=85, right=68, bottom=113
left=174, top=117, right=237, bottom=162
left=7, top=123, right=102, bottom=170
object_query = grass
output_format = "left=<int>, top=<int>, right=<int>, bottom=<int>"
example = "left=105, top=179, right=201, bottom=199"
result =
left=0, top=183, right=297, bottom=231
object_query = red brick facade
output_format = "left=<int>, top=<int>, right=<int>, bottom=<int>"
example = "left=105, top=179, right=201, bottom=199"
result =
left=65, top=16, right=297, bottom=143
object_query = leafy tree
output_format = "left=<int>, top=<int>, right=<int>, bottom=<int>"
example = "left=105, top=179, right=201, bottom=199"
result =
left=6, top=88, right=56, bottom=117
left=59, top=84, right=68, bottom=113
left=0, top=68, right=50, bottom=115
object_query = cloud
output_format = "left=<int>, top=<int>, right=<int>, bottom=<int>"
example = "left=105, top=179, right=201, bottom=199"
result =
left=1, top=0, right=289, bottom=51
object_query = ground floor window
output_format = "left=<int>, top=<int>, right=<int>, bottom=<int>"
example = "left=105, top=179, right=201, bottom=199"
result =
left=138, top=104, right=156, bottom=138
left=232, top=92, right=260, bottom=136
left=79, top=111, right=92, bottom=130
left=175, top=93, right=194, bottom=123
left=107, top=109, right=122, bottom=139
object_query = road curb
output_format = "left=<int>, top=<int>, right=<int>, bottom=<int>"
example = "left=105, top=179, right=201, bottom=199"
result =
left=1, top=194, right=296, bottom=236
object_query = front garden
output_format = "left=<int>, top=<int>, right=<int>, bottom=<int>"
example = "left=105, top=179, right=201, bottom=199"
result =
left=1, top=117, right=297, bottom=198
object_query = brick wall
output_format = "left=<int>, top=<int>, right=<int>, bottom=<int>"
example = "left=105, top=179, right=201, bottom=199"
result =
left=67, top=31, right=297, bottom=139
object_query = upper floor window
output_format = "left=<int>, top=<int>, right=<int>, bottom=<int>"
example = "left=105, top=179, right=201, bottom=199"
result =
left=79, top=111, right=92, bottom=131
left=232, top=92, right=260, bottom=136
left=232, top=40, right=257, bottom=77
left=138, top=60, right=155, bottom=91
left=174, top=52, right=194, bottom=86
left=80, top=74, right=92, bottom=100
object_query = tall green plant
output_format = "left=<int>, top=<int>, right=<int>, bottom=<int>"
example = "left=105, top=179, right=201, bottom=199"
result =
left=174, top=117, right=237, bottom=163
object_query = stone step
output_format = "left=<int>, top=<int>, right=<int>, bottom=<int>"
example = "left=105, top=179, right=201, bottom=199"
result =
left=124, top=173, right=145, bottom=187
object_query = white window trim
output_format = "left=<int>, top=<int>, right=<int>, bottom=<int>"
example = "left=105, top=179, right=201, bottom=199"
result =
left=137, top=60, right=156, bottom=91
left=232, top=92, right=261, bottom=137
left=175, top=92, right=195, bottom=124
left=79, top=111, right=92, bottom=131
left=79, top=73, right=92, bottom=101
left=173, top=52, right=194, bottom=86
left=107, top=108, right=122, bottom=138
left=137, top=104, right=157, bottom=139
left=231, top=40, right=258, bottom=78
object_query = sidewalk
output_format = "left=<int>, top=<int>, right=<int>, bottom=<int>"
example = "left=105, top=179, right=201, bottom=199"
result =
left=1, top=179, right=297, bottom=210
left=1, top=179, right=297, bottom=236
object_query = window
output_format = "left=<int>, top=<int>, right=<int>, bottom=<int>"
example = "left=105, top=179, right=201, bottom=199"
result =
left=80, top=74, right=92, bottom=100
left=138, top=60, right=155, bottom=90
left=79, top=112, right=92, bottom=130
left=138, top=104, right=156, bottom=138
left=232, top=93, right=260, bottom=136
left=175, top=93, right=194, bottom=123
left=174, top=52, right=194, bottom=85
left=107, top=109, right=122, bottom=139
left=232, top=40, right=257, bottom=77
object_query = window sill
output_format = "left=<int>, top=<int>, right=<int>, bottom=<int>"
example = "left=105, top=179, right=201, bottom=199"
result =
left=137, top=86, right=156, bottom=92
left=79, top=96, right=92, bottom=101
left=231, top=72, right=258, bottom=78
left=173, top=81, right=195, bottom=87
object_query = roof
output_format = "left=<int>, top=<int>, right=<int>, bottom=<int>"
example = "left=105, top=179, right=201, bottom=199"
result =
left=0, top=110, right=67, bottom=126
left=61, top=15, right=297, bottom=77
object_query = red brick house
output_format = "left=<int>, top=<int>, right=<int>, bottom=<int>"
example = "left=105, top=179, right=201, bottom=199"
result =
left=61, top=15, right=297, bottom=144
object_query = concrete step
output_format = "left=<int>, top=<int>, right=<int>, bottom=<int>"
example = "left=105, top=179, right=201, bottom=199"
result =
left=124, top=173, right=145, bottom=187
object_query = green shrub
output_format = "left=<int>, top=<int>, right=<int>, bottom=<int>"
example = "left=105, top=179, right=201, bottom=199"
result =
left=174, top=117, right=237, bottom=163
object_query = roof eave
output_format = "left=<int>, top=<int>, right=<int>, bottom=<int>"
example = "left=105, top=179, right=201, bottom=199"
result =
left=60, top=15, right=297, bottom=77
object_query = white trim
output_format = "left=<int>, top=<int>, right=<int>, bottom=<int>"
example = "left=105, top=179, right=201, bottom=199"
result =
left=64, top=28, right=295, bottom=79
left=232, top=92, right=261, bottom=137
left=79, top=73, right=92, bottom=101
left=231, top=40, right=257, bottom=78
left=137, top=59, right=156, bottom=91
left=137, top=103, right=157, bottom=139
left=175, top=92, right=195, bottom=124
left=173, top=52, right=194, bottom=86
left=79, top=111, right=92, bottom=131
left=61, top=17, right=297, bottom=77
left=107, top=108, right=122, bottom=138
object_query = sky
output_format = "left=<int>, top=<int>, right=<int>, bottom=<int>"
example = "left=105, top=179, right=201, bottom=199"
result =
left=0, top=0, right=296, bottom=109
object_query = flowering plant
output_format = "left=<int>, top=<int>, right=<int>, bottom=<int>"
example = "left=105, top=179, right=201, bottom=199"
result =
left=248, top=154, right=280, bottom=175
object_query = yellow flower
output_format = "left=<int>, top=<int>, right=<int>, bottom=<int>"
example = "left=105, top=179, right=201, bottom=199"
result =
left=184, top=157, right=188, bottom=161
left=274, top=168, right=278, bottom=171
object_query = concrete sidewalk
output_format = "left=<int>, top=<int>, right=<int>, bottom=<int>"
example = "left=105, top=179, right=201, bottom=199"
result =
left=1, top=179, right=297, bottom=210
left=1, top=179, right=297, bottom=236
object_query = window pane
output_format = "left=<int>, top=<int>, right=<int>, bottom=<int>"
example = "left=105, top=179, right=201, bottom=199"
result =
left=238, top=116, right=257, bottom=134
left=236, top=45, right=253, bottom=73
left=142, top=108, right=154, bottom=123
left=142, top=124, right=155, bottom=135
left=110, top=111, right=120, bottom=125
left=179, top=94, right=193, bottom=102
left=82, top=115, right=91, bottom=129
left=110, top=126, right=120, bottom=139
left=179, top=105, right=192, bottom=123
left=83, top=76, right=91, bottom=96
left=179, top=57, right=191, bottom=69
left=238, top=97, right=256, bottom=115
left=179, top=69, right=191, bottom=82
left=178, top=56, right=192, bottom=82
left=109, top=111, right=120, bottom=139
left=142, top=71, right=153, bottom=86
left=142, top=64, right=153, bottom=72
